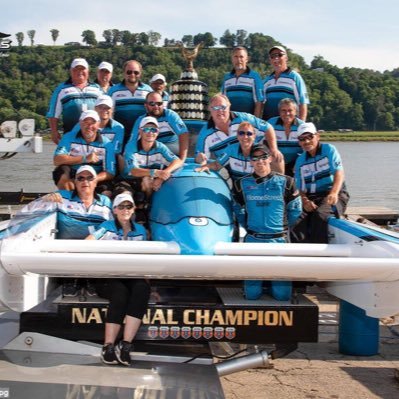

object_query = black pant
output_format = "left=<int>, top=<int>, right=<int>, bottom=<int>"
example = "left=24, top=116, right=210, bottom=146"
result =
left=292, top=190, right=349, bottom=244
left=94, top=279, right=150, bottom=325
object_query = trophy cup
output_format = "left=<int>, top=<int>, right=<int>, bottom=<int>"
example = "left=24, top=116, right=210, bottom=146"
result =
left=169, top=42, right=209, bottom=122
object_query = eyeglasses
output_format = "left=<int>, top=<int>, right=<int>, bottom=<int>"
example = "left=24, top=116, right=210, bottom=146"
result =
left=76, top=176, right=95, bottom=182
left=210, top=105, right=228, bottom=111
left=147, top=101, right=163, bottom=107
left=270, top=53, right=285, bottom=59
left=126, top=70, right=140, bottom=75
left=141, top=127, right=159, bottom=134
left=251, top=154, right=269, bottom=161
left=298, top=135, right=315, bottom=142
left=116, top=204, right=134, bottom=210
left=238, top=130, right=254, bottom=137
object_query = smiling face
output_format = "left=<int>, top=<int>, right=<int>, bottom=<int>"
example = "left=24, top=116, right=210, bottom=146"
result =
left=139, top=123, right=159, bottom=145
left=75, top=171, right=97, bottom=195
left=269, top=49, right=288, bottom=72
left=95, top=104, right=113, bottom=122
left=250, top=150, right=271, bottom=176
left=298, top=133, right=320, bottom=156
left=114, top=200, right=135, bottom=223
left=124, top=61, right=141, bottom=84
left=279, top=101, right=297, bottom=125
left=97, top=68, right=112, bottom=85
left=237, top=122, right=256, bottom=151
left=209, top=95, right=231, bottom=125
left=150, top=79, right=166, bottom=94
left=71, top=65, right=89, bottom=85
left=80, top=117, right=99, bottom=142
left=145, top=92, right=164, bottom=117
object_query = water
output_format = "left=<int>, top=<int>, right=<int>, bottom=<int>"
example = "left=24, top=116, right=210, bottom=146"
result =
left=334, top=142, right=399, bottom=212
left=1, top=141, right=398, bottom=212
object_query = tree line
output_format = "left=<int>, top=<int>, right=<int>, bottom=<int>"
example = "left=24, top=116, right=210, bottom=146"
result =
left=2, top=31, right=399, bottom=131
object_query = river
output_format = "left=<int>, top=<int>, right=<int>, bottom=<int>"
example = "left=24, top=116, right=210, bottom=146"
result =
left=1, top=141, right=398, bottom=213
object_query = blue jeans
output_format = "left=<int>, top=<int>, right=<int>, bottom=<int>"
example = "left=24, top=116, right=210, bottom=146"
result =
left=243, top=234, right=292, bottom=301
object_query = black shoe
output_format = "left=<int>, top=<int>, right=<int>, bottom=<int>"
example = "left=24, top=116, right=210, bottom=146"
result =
left=85, top=280, right=97, bottom=297
left=115, top=341, right=132, bottom=366
left=101, top=344, right=118, bottom=365
left=62, top=280, right=79, bottom=297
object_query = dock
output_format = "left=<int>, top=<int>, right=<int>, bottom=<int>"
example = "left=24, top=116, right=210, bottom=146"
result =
left=346, top=206, right=399, bottom=225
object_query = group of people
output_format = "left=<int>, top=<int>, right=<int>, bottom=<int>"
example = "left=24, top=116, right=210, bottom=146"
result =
left=40, top=45, right=349, bottom=366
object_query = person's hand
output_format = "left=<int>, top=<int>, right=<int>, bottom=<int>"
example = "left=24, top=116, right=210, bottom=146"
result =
left=51, top=130, right=61, bottom=145
left=195, top=152, right=208, bottom=165
left=302, top=197, right=317, bottom=212
left=195, top=165, right=210, bottom=174
left=327, top=192, right=338, bottom=205
left=155, top=169, right=171, bottom=181
left=43, top=192, right=62, bottom=203
left=86, top=151, right=99, bottom=164
left=269, top=148, right=283, bottom=163
left=152, top=178, right=163, bottom=191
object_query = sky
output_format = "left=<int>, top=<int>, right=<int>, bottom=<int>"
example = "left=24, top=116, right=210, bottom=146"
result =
left=1, top=0, right=398, bottom=72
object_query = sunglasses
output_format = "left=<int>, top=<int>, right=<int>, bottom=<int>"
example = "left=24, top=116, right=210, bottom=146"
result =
left=147, top=101, right=163, bottom=106
left=251, top=154, right=269, bottom=161
left=116, top=204, right=134, bottom=210
left=211, top=105, right=228, bottom=111
left=141, top=127, right=159, bottom=134
left=298, top=135, right=315, bottom=142
left=126, top=70, right=140, bottom=75
left=238, top=130, right=254, bottom=137
left=75, top=176, right=95, bottom=182
left=270, top=53, right=285, bottom=59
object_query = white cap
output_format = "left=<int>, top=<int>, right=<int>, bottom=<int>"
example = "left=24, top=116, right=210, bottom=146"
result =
left=139, top=116, right=159, bottom=128
left=76, top=165, right=97, bottom=177
left=113, top=193, right=135, bottom=208
left=79, top=110, right=100, bottom=122
left=70, top=58, right=89, bottom=69
left=150, top=73, right=167, bottom=84
left=98, top=61, right=113, bottom=73
left=297, top=122, right=318, bottom=137
left=269, top=46, right=286, bottom=55
left=95, top=95, right=113, bottom=108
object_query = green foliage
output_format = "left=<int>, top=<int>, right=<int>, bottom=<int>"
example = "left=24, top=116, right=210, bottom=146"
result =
left=50, top=29, right=59, bottom=45
left=27, top=30, right=35, bottom=46
left=81, top=30, right=97, bottom=46
left=15, top=32, right=24, bottom=46
left=1, top=35, right=399, bottom=132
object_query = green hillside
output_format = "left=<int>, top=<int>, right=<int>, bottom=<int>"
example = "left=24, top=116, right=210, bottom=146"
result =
left=1, top=32, right=399, bottom=133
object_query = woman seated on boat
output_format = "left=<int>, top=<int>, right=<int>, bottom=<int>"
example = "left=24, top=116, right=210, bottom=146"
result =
left=121, top=116, right=183, bottom=201
left=293, top=122, right=350, bottom=243
left=86, top=192, right=150, bottom=366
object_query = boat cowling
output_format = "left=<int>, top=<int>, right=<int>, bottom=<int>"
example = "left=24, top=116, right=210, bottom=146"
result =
left=149, top=162, right=234, bottom=254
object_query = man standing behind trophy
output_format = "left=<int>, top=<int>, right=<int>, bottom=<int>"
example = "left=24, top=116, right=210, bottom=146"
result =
left=221, top=47, right=264, bottom=117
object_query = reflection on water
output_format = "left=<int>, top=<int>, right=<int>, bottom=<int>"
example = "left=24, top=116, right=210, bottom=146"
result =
left=1, top=141, right=398, bottom=212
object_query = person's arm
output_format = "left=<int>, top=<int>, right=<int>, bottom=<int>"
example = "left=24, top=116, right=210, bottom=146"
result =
left=254, top=102, right=263, bottom=118
left=264, top=124, right=283, bottom=163
left=195, top=161, right=222, bottom=173
left=48, top=117, right=61, bottom=145
left=54, top=153, right=87, bottom=166
left=299, top=104, right=308, bottom=121
left=327, top=169, right=345, bottom=205
left=178, top=132, right=189, bottom=161
left=85, top=234, right=96, bottom=240
left=156, top=158, right=183, bottom=180
left=96, top=171, right=114, bottom=183
left=300, top=192, right=318, bottom=212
